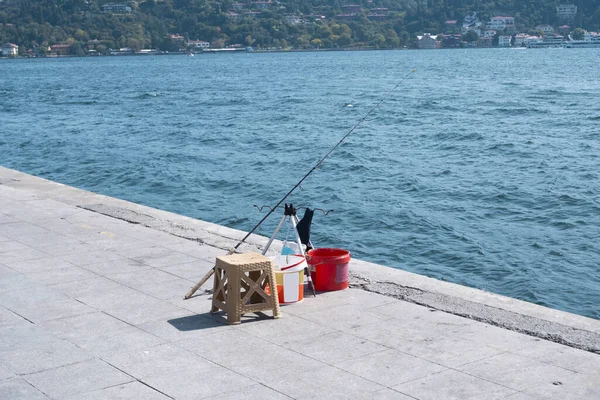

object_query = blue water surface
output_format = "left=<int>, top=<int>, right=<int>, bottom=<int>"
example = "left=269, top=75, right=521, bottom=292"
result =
left=1, top=49, right=599, bottom=319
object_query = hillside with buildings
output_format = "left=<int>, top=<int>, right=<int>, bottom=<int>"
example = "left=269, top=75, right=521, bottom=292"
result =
left=0, top=0, right=599, bottom=56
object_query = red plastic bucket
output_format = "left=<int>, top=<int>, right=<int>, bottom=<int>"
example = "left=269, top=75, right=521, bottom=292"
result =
left=306, top=248, right=351, bottom=291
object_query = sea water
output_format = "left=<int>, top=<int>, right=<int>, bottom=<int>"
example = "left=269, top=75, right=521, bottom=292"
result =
left=1, top=49, right=599, bottom=319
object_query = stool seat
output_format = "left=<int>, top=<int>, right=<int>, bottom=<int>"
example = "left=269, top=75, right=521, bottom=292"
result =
left=211, top=252, right=281, bottom=324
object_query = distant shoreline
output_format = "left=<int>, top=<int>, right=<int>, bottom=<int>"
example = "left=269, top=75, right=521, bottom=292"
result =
left=0, top=46, right=523, bottom=60
left=9, top=43, right=597, bottom=60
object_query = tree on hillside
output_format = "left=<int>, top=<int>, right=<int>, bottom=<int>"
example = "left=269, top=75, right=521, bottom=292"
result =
left=572, top=27, right=585, bottom=40
left=463, top=30, right=478, bottom=42
left=3, top=0, right=600, bottom=53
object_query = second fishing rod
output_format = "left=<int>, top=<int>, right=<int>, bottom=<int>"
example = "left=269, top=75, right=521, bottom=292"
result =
left=184, top=68, right=416, bottom=299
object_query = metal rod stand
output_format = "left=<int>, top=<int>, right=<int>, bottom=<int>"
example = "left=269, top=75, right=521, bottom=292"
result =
left=261, top=207, right=316, bottom=297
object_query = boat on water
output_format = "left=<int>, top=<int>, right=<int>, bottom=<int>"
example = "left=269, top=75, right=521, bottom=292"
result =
left=527, top=32, right=600, bottom=49
left=564, top=36, right=600, bottom=48
left=526, top=35, right=566, bottom=48
left=202, top=48, right=242, bottom=53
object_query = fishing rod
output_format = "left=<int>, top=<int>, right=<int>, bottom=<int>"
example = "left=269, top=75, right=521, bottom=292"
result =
left=184, top=68, right=416, bottom=299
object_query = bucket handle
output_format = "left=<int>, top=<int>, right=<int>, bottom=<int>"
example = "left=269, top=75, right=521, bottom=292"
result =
left=280, top=254, right=307, bottom=271
left=307, top=254, right=350, bottom=268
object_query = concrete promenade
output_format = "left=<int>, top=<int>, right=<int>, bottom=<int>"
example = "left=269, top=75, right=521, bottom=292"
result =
left=1, top=166, right=599, bottom=399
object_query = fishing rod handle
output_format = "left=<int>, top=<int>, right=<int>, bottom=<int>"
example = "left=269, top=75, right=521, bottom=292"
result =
left=184, top=247, right=236, bottom=299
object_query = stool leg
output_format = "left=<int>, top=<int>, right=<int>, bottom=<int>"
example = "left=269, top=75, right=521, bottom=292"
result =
left=210, top=266, right=222, bottom=313
left=268, top=268, right=282, bottom=319
left=227, top=267, right=241, bottom=325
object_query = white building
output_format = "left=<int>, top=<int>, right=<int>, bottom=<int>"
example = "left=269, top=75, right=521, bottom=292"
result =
left=557, top=4, right=577, bottom=19
left=462, top=12, right=482, bottom=33
left=250, top=1, right=272, bottom=9
left=536, top=25, right=554, bottom=35
left=285, top=15, right=301, bottom=24
left=227, top=12, right=241, bottom=21
left=498, top=36, right=512, bottom=47
left=0, top=43, right=18, bottom=57
left=416, top=33, right=439, bottom=49
left=101, top=4, right=132, bottom=14
left=488, top=16, right=515, bottom=31
left=514, top=33, right=529, bottom=46
left=187, top=40, right=210, bottom=49
left=463, top=12, right=479, bottom=26
left=482, top=30, right=497, bottom=38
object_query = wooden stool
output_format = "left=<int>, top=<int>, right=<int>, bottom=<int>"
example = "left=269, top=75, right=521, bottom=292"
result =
left=210, top=252, right=281, bottom=325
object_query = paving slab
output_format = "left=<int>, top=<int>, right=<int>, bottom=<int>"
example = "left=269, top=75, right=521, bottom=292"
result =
left=521, top=371, right=600, bottom=399
left=286, top=330, right=387, bottom=364
left=0, top=286, right=69, bottom=316
left=23, top=359, right=133, bottom=399
left=0, top=326, right=92, bottom=374
left=77, top=287, right=184, bottom=325
left=25, top=265, right=99, bottom=286
left=59, top=248, right=126, bottom=266
left=110, top=267, right=182, bottom=287
left=0, top=240, right=33, bottom=254
left=283, top=288, right=396, bottom=316
left=157, top=258, right=215, bottom=280
left=4, top=257, right=79, bottom=275
left=457, top=352, right=578, bottom=393
left=77, top=257, right=149, bottom=275
left=43, top=312, right=166, bottom=358
left=138, top=367, right=255, bottom=400
left=0, top=222, right=53, bottom=240
left=0, top=214, right=19, bottom=225
left=297, top=303, right=387, bottom=331
left=391, top=334, right=504, bottom=368
left=104, top=343, right=210, bottom=378
left=504, top=393, right=540, bottom=400
left=30, top=218, right=106, bottom=239
left=0, top=273, right=38, bottom=295
left=0, top=306, right=31, bottom=328
left=0, top=364, right=16, bottom=381
left=47, top=276, right=125, bottom=299
left=368, top=388, right=417, bottom=399
left=134, top=277, right=197, bottom=301
left=0, top=377, right=50, bottom=400
left=66, top=381, right=170, bottom=400
left=266, top=365, right=385, bottom=399
left=334, top=348, right=448, bottom=387
left=167, top=293, right=220, bottom=314
left=4, top=298, right=95, bottom=323
left=0, top=264, right=17, bottom=279
left=104, top=343, right=255, bottom=399
left=1, top=166, right=600, bottom=400
left=204, top=384, right=292, bottom=400
left=0, top=247, right=49, bottom=264
left=176, top=329, right=327, bottom=382
left=137, top=312, right=235, bottom=342
left=15, top=231, right=85, bottom=250
left=113, top=244, right=175, bottom=261
left=393, top=369, right=517, bottom=400
left=236, top=312, right=336, bottom=345
left=517, top=339, right=600, bottom=374
left=36, top=242, right=104, bottom=257
left=137, top=251, right=201, bottom=269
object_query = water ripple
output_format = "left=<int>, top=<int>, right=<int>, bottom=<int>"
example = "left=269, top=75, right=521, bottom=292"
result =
left=2, top=50, right=600, bottom=319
